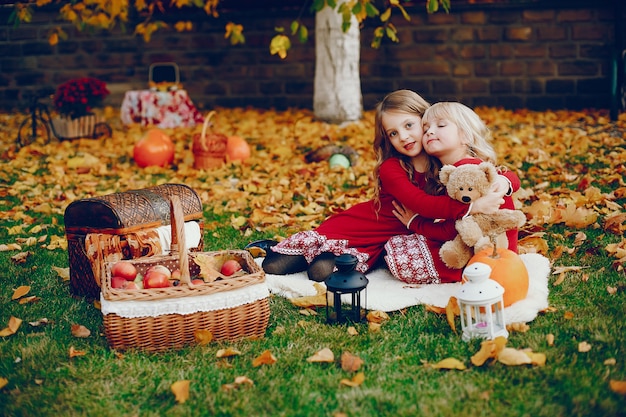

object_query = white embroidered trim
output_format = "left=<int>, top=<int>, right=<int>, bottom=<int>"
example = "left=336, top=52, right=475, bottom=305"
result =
left=100, top=283, right=269, bottom=318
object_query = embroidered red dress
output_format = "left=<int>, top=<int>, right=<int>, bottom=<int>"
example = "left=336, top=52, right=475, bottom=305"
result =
left=384, top=157, right=521, bottom=284
left=270, top=157, right=471, bottom=274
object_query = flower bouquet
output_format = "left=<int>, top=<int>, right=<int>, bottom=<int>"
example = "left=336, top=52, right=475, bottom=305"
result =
left=52, top=77, right=110, bottom=139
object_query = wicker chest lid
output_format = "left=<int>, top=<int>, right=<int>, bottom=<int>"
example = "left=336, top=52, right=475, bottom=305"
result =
left=64, top=183, right=202, bottom=234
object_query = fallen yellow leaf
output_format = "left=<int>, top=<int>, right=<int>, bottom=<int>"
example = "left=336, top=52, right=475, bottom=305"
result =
left=216, top=347, right=241, bottom=358
left=431, top=357, right=466, bottom=370
left=171, top=380, right=190, bottom=404
left=578, top=341, right=592, bottom=352
left=609, top=380, right=626, bottom=395
left=194, top=329, right=213, bottom=345
left=340, top=372, right=365, bottom=387
left=366, top=310, right=389, bottom=323
left=252, top=350, right=277, bottom=367
left=341, top=352, right=364, bottom=372
left=0, top=377, right=8, bottom=390
left=12, top=285, right=31, bottom=300
left=69, top=346, right=86, bottom=358
left=0, top=316, right=23, bottom=337
left=497, top=348, right=531, bottom=366
left=71, top=324, right=91, bottom=338
left=307, top=347, right=334, bottom=363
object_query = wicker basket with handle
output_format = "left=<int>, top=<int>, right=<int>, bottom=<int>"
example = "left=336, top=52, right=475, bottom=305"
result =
left=192, top=111, right=227, bottom=169
left=100, top=196, right=270, bottom=352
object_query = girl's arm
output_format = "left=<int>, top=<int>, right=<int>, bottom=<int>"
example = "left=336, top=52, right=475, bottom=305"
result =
left=392, top=201, right=457, bottom=241
left=380, top=159, right=469, bottom=220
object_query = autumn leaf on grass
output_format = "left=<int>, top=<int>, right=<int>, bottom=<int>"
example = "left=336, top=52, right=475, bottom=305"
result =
left=69, top=346, right=86, bottom=358
left=216, top=347, right=241, bottom=358
left=12, top=285, right=30, bottom=300
left=71, top=324, right=91, bottom=338
left=0, top=316, right=23, bottom=337
left=171, top=380, right=190, bottom=404
left=52, top=266, right=70, bottom=282
left=366, top=310, right=389, bottom=324
left=222, top=376, right=254, bottom=391
left=429, top=357, right=467, bottom=371
left=0, top=377, right=7, bottom=390
left=552, top=265, right=587, bottom=286
left=193, top=254, right=223, bottom=282
left=340, top=372, right=365, bottom=387
left=252, top=350, right=277, bottom=367
left=341, top=352, right=364, bottom=372
left=11, top=251, right=30, bottom=264
left=446, top=296, right=459, bottom=333
left=291, top=283, right=326, bottom=308
left=307, top=348, right=334, bottom=363
left=578, top=341, right=592, bottom=352
left=497, top=348, right=532, bottom=366
left=0, top=243, right=21, bottom=251
left=609, top=380, right=626, bottom=395
left=194, top=329, right=213, bottom=345
left=603, top=212, right=626, bottom=235
left=347, top=326, right=358, bottom=336
left=506, top=322, right=530, bottom=333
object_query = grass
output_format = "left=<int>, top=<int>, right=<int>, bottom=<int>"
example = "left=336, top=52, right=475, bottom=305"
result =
left=1, top=107, right=625, bottom=416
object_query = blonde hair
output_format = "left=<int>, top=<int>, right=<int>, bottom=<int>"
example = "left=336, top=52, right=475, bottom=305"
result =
left=372, top=90, right=438, bottom=205
left=422, top=102, right=497, bottom=163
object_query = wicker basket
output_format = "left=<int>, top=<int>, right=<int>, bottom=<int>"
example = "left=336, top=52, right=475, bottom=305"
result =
left=64, top=183, right=204, bottom=299
left=100, top=196, right=270, bottom=352
left=192, top=111, right=227, bottom=169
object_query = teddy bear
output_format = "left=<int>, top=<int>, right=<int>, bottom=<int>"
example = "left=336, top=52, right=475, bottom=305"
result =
left=438, top=162, right=527, bottom=269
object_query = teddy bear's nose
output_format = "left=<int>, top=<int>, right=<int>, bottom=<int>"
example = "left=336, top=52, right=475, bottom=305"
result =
left=461, top=196, right=472, bottom=203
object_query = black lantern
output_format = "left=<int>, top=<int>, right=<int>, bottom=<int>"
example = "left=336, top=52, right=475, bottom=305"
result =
left=324, top=254, right=369, bottom=324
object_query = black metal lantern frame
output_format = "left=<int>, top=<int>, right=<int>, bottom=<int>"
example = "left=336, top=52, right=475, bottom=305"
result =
left=324, top=254, right=369, bottom=324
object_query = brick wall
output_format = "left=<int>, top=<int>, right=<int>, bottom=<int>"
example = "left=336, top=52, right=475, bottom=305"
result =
left=0, top=1, right=622, bottom=113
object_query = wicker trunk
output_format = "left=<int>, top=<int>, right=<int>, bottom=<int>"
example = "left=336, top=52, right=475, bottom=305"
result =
left=64, top=183, right=204, bottom=299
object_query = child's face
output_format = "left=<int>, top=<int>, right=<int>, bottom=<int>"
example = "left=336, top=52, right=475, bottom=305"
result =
left=422, top=117, right=465, bottom=162
left=381, top=111, right=424, bottom=158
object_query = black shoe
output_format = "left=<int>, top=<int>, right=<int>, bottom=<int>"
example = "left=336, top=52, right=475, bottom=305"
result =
left=244, top=239, right=278, bottom=251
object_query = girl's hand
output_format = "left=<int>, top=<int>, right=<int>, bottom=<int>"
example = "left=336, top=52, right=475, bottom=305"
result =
left=392, top=200, right=418, bottom=227
left=471, top=189, right=505, bottom=214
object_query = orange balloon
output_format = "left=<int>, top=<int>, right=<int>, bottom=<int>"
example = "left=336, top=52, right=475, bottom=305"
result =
left=467, top=247, right=529, bottom=307
left=226, top=136, right=251, bottom=162
left=133, top=129, right=175, bottom=168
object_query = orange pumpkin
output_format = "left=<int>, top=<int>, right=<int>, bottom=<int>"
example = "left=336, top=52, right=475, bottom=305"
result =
left=226, top=135, right=251, bottom=162
left=467, top=247, right=529, bottom=307
left=133, top=129, right=175, bottom=168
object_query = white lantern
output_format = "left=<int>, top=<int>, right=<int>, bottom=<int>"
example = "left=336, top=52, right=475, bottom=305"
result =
left=456, top=262, right=509, bottom=342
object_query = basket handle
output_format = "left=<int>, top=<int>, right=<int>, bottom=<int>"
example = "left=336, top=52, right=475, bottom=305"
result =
left=169, top=196, right=191, bottom=285
left=199, top=111, right=216, bottom=152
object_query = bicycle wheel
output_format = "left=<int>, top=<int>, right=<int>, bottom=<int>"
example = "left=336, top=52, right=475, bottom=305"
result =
left=93, top=122, right=112, bottom=139
left=17, top=115, right=50, bottom=147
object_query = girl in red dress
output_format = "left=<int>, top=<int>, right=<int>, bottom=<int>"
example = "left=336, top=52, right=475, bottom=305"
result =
left=262, top=90, right=508, bottom=282
left=385, top=101, right=521, bottom=284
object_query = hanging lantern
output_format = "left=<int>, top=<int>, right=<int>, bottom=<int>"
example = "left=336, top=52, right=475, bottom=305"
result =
left=324, top=254, right=369, bottom=324
left=456, top=262, right=509, bottom=342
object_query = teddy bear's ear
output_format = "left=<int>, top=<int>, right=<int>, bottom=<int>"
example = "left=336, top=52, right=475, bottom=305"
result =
left=478, top=162, right=498, bottom=184
left=439, top=165, right=455, bottom=185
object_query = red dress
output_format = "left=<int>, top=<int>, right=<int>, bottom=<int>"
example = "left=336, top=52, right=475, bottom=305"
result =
left=384, top=157, right=521, bottom=284
left=271, top=157, right=470, bottom=273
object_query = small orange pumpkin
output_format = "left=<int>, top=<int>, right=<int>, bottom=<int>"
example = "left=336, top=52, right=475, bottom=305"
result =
left=226, top=135, right=251, bottom=162
left=133, top=129, right=175, bottom=168
left=467, top=247, right=529, bottom=307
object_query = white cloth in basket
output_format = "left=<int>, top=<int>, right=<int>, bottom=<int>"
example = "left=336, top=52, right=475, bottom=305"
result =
left=155, top=221, right=202, bottom=255
left=100, top=283, right=269, bottom=318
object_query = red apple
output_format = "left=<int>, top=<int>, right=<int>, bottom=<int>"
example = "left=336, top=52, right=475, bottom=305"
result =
left=191, top=279, right=204, bottom=285
left=171, top=269, right=181, bottom=280
left=220, top=259, right=242, bottom=276
left=143, top=270, right=171, bottom=289
left=146, top=265, right=171, bottom=279
left=111, top=276, right=128, bottom=289
left=111, top=261, right=138, bottom=281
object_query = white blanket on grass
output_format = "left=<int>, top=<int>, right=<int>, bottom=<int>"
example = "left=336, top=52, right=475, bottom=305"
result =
left=258, top=253, right=551, bottom=324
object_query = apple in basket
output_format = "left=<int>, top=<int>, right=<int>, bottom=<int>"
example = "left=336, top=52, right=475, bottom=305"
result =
left=111, top=261, right=138, bottom=281
left=111, top=276, right=130, bottom=289
left=220, top=259, right=243, bottom=276
left=143, top=266, right=172, bottom=289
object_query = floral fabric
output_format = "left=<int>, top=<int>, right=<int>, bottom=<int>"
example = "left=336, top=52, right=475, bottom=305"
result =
left=120, top=90, right=204, bottom=128
left=384, top=234, right=441, bottom=284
